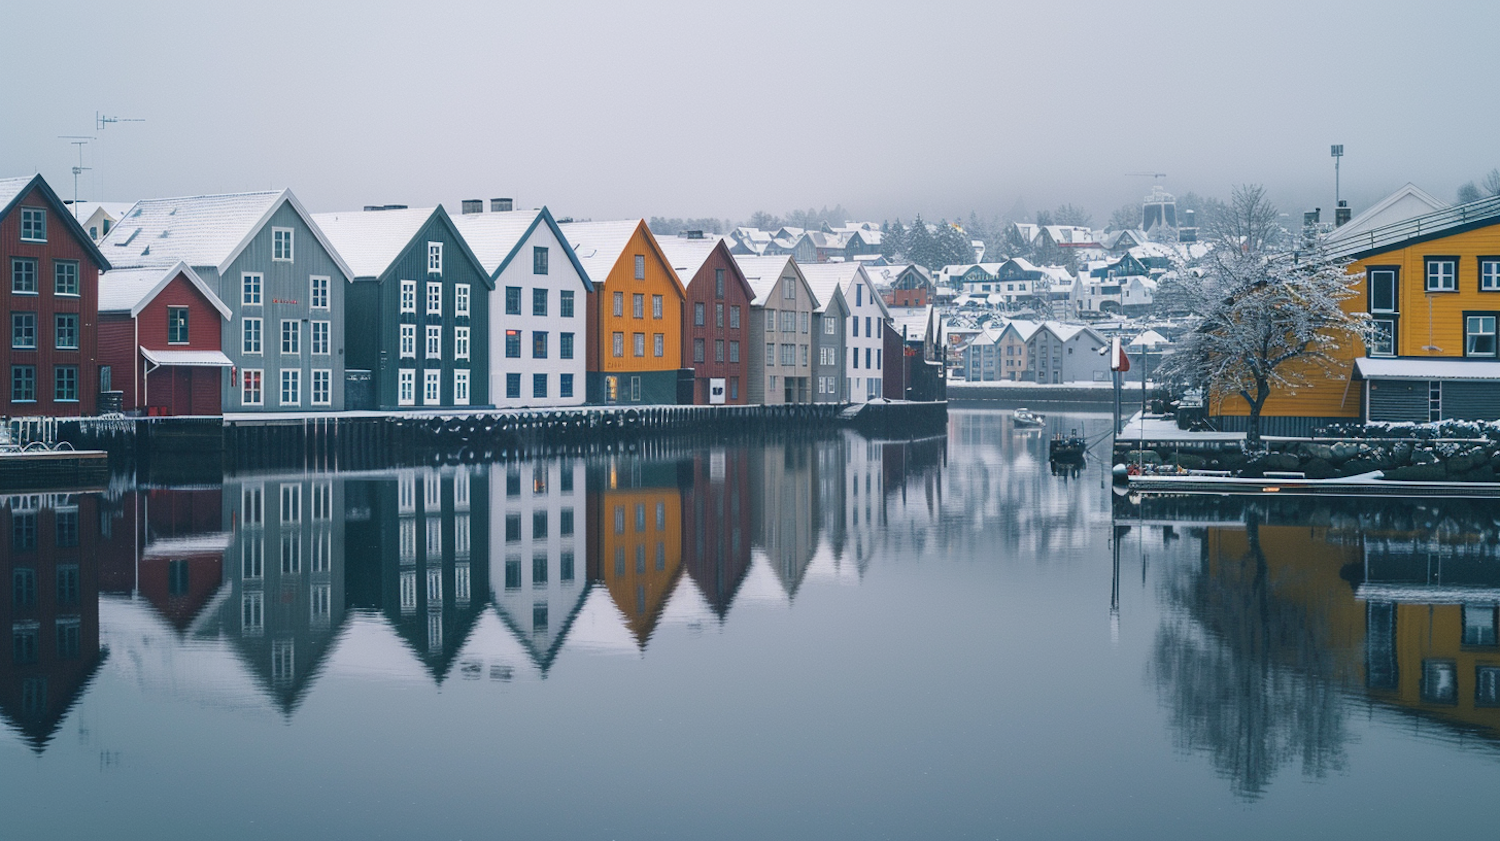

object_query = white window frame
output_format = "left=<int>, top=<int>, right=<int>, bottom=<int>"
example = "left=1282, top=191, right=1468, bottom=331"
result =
left=427, top=281, right=442, bottom=315
left=310, top=275, right=330, bottom=310
left=280, top=368, right=301, bottom=406
left=19, top=207, right=45, bottom=242
left=311, top=368, right=332, bottom=405
left=426, top=325, right=442, bottom=359
left=1369, top=318, right=1396, bottom=357
left=1467, top=315, right=1497, bottom=357
left=400, top=324, right=416, bottom=358
left=455, top=283, right=470, bottom=316
left=242, top=317, right=263, bottom=355
left=455, top=326, right=470, bottom=360
left=272, top=227, right=294, bottom=262
left=400, top=280, right=417, bottom=313
left=1426, top=258, right=1457, bottom=292
left=243, top=272, right=263, bottom=306
left=398, top=369, right=416, bottom=405
left=311, top=321, right=330, bottom=355
left=427, top=241, right=443, bottom=274
left=1483, top=259, right=1500, bottom=292
left=423, top=369, right=441, bottom=405
left=281, top=319, right=300, bottom=355
left=453, top=369, right=470, bottom=406
left=242, top=369, right=264, bottom=406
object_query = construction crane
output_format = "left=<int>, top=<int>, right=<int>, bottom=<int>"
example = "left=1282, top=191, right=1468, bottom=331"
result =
left=1125, top=172, right=1167, bottom=182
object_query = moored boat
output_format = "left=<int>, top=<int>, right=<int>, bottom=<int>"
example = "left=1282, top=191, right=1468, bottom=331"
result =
left=1013, top=408, right=1046, bottom=428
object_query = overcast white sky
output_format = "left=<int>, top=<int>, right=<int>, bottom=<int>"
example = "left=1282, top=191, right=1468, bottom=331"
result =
left=6, top=0, right=1499, bottom=226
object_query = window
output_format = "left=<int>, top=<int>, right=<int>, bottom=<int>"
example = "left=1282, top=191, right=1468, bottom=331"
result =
left=652, top=294, right=663, bottom=319
left=781, top=344, right=795, bottom=365
left=783, top=277, right=796, bottom=300
left=455, top=283, right=470, bottom=316
left=633, top=332, right=646, bottom=357
left=695, top=302, right=705, bottom=326
left=453, top=369, right=469, bottom=405
left=426, top=325, right=441, bottom=358
left=242, top=369, right=262, bottom=405
left=57, top=566, right=80, bottom=605
left=613, top=291, right=624, bottom=317
left=730, top=305, right=741, bottom=329
left=876, top=348, right=881, bottom=369
left=1463, top=605, right=1497, bottom=646
left=12, top=313, right=34, bottom=349
left=851, top=316, right=859, bottom=337
left=782, top=311, right=795, bottom=333
left=427, top=281, right=442, bottom=315
left=654, top=333, right=663, bottom=357
left=1466, top=315, right=1497, bottom=356
left=856, top=284, right=864, bottom=306
left=612, top=332, right=624, bottom=357
left=631, top=376, right=641, bottom=401
left=633, top=293, right=644, bottom=318
left=715, top=268, right=725, bottom=298
left=693, top=338, right=705, bottom=363
left=423, top=369, right=440, bottom=404
left=506, top=329, right=521, bottom=358
left=428, top=241, right=443, bottom=273
left=1426, top=257, right=1458, bottom=292
left=506, top=286, right=522, bottom=315
left=729, top=340, right=739, bottom=362
left=561, top=290, right=575, bottom=318
left=533, top=373, right=547, bottom=398
left=866, top=316, right=872, bottom=337
left=19, top=207, right=45, bottom=242
left=11, top=258, right=36, bottom=293
left=399, top=369, right=415, bottom=405
left=716, top=303, right=724, bottom=328
left=823, top=316, right=835, bottom=335
left=400, top=324, right=416, bottom=358
left=634, top=254, right=646, bottom=279
left=401, top=280, right=417, bottom=313
left=534, top=246, right=549, bottom=275
left=766, top=342, right=775, bottom=366
left=506, top=372, right=521, bottom=399
left=560, top=332, right=574, bottom=359
left=715, top=339, right=725, bottom=362
left=533, top=330, right=548, bottom=358
left=281, top=320, right=300, bottom=354
left=54, top=366, right=77, bottom=401
left=310, top=275, right=329, bottom=309
left=56, top=313, right=79, bottom=349
left=730, top=378, right=738, bottom=400
left=560, top=373, right=574, bottom=398
left=280, top=369, right=300, bottom=405
left=800, top=344, right=808, bottom=366
left=454, top=326, right=469, bottom=360
left=532, top=287, right=547, bottom=317
left=272, top=227, right=293, bottom=261
left=311, top=321, right=330, bottom=354
left=311, top=369, right=331, bottom=405
left=54, top=261, right=78, bottom=296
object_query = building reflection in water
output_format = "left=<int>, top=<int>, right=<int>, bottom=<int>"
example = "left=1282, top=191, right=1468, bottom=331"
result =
left=1128, top=495, right=1500, bottom=799
left=489, top=460, right=584, bottom=672
left=683, top=448, right=752, bottom=619
left=587, top=457, right=685, bottom=647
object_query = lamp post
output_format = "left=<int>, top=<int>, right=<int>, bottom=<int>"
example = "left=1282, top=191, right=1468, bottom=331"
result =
left=1331, top=144, right=1344, bottom=207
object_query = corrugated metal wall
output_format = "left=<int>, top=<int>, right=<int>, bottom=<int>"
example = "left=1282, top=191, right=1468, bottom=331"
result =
left=1368, top=379, right=1428, bottom=423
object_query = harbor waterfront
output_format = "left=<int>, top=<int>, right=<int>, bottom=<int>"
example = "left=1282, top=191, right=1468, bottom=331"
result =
left=4, top=408, right=1500, bottom=839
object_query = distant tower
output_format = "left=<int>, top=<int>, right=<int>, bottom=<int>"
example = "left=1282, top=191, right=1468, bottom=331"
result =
left=1142, top=185, right=1177, bottom=231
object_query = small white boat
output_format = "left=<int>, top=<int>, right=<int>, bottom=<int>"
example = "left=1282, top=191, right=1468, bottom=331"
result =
left=1012, top=408, right=1046, bottom=428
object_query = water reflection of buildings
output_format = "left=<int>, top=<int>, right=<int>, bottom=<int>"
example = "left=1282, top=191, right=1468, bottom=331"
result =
left=683, top=448, right=752, bottom=619
left=489, top=460, right=586, bottom=671
left=587, top=458, right=684, bottom=647
left=0, top=493, right=104, bottom=751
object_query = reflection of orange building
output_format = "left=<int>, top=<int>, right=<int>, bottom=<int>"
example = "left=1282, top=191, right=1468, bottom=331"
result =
left=682, top=448, right=752, bottom=619
left=587, top=460, right=683, bottom=647
left=0, top=494, right=103, bottom=752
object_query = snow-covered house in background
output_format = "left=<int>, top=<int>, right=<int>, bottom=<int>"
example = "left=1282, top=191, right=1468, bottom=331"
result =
left=995, top=319, right=1040, bottom=381
left=1119, top=276, right=1158, bottom=316
left=960, top=324, right=1006, bottom=381
left=99, top=189, right=354, bottom=413
left=67, top=201, right=136, bottom=243
left=1024, top=322, right=1108, bottom=384
left=801, top=263, right=890, bottom=401
left=947, top=262, right=1006, bottom=297
left=734, top=255, right=820, bottom=405
left=452, top=207, right=592, bottom=407
left=1322, top=183, right=1448, bottom=249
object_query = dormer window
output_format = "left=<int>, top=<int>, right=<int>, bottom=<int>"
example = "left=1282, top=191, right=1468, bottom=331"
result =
left=272, top=228, right=294, bottom=262
left=428, top=242, right=443, bottom=273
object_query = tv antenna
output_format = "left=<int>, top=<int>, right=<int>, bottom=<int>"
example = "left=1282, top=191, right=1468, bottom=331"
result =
left=96, top=112, right=146, bottom=131
left=1330, top=144, right=1344, bottom=206
left=58, top=136, right=94, bottom=216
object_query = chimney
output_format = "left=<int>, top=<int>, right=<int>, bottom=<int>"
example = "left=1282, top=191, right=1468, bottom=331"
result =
left=1304, top=208, right=1321, bottom=227
left=492, top=198, right=513, bottom=212
left=1335, top=200, right=1351, bottom=227
left=461, top=199, right=483, bottom=215
left=363, top=205, right=383, bottom=212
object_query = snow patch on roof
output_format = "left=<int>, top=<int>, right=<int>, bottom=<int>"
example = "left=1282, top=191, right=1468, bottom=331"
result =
left=311, top=207, right=437, bottom=278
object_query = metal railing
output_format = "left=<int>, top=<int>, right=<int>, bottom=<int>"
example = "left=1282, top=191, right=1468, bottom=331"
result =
left=1326, top=194, right=1500, bottom=258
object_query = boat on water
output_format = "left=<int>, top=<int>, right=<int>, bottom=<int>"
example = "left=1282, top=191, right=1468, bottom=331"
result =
left=1049, top=430, right=1087, bottom=461
left=1012, top=408, right=1046, bottom=428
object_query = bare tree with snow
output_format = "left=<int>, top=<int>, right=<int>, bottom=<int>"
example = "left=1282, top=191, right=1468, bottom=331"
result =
left=1204, top=184, right=1285, bottom=254
left=1160, top=247, right=1372, bottom=448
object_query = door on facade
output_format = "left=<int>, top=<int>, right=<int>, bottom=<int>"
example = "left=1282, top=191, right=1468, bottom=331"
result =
left=173, top=368, right=193, bottom=416
left=605, top=376, right=618, bottom=404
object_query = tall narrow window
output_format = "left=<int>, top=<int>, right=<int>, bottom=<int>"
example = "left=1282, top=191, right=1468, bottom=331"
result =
left=455, top=326, right=470, bottom=360
left=167, top=308, right=188, bottom=344
left=310, top=275, right=330, bottom=309
left=11, top=258, right=36, bottom=293
left=455, top=284, right=470, bottom=316
left=533, top=287, right=548, bottom=316
left=634, top=254, right=646, bottom=279
left=54, top=366, right=77, bottom=401
left=533, top=331, right=548, bottom=358
left=1482, top=259, right=1500, bottom=292
left=652, top=295, right=663, bottom=319
left=423, top=369, right=440, bottom=404
left=426, top=325, right=442, bottom=358
left=311, top=369, right=331, bottom=405
left=534, top=246, right=549, bottom=275
left=730, top=305, right=741, bottom=329
left=506, top=329, right=521, bottom=358
left=427, top=281, right=442, bottom=315
left=453, top=370, right=469, bottom=405
left=281, top=320, right=300, bottom=354
left=561, top=290, right=575, bottom=318
left=400, top=324, right=416, bottom=358
left=633, top=332, right=645, bottom=357
left=613, top=291, right=624, bottom=317
left=715, top=268, right=725, bottom=298
left=242, top=369, right=263, bottom=405
left=506, top=286, right=522, bottom=315
left=56, top=314, right=79, bottom=349
left=428, top=242, right=443, bottom=273
left=654, top=333, right=664, bottom=357
left=560, top=332, right=574, bottom=359
left=243, top=272, right=262, bottom=305
left=311, top=321, right=330, bottom=354
left=272, top=228, right=294, bottom=261
left=633, top=293, right=644, bottom=318
left=54, top=261, right=78, bottom=296
left=694, top=303, right=705, bottom=326
left=11, top=313, right=34, bottom=349
left=398, top=369, right=415, bottom=405
left=401, top=280, right=417, bottom=313
left=280, top=369, right=300, bottom=406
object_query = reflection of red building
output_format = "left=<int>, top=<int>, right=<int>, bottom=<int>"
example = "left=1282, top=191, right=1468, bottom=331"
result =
left=682, top=449, right=753, bottom=618
left=137, top=488, right=226, bottom=631
left=0, top=494, right=103, bottom=751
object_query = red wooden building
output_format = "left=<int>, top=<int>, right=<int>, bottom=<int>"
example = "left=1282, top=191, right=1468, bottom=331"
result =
left=97, top=261, right=231, bottom=415
left=659, top=236, right=755, bottom=404
left=0, top=175, right=110, bottom=416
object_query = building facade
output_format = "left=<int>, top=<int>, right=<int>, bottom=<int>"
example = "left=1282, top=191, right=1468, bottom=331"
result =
left=735, top=255, right=817, bottom=405
left=660, top=237, right=754, bottom=405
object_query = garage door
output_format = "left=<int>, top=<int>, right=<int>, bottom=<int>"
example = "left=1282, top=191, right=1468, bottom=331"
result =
left=1368, top=379, right=1428, bottom=423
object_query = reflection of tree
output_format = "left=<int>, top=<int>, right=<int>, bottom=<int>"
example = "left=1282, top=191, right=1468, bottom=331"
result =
left=1150, top=509, right=1348, bottom=799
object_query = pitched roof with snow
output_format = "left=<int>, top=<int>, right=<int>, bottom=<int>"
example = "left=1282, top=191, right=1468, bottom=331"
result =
left=1324, top=182, right=1450, bottom=245
left=311, top=207, right=437, bottom=278
left=0, top=174, right=112, bottom=271
left=98, top=261, right=231, bottom=318
left=0, top=176, right=34, bottom=212
left=558, top=219, right=668, bottom=288
left=657, top=235, right=726, bottom=282
left=733, top=255, right=799, bottom=306
left=66, top=201, right=136, bottom=225
left=451, top=207, right=591, bottom=289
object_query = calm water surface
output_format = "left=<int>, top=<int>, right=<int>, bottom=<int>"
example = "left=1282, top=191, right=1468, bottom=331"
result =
left=4, top=409, right=1500, bottom=839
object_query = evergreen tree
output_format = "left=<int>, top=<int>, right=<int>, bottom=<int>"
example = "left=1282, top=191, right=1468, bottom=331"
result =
left=905, top=215, right=937, bottom=270
left=1053, top=203, right=1093, bottom=227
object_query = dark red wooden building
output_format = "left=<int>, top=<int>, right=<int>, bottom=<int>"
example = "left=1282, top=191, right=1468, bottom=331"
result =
left=97, top=261, right=231, bottom=415
left=660, top=236, right=754, bottom=404
left=0, top=174, right=110, bottom=416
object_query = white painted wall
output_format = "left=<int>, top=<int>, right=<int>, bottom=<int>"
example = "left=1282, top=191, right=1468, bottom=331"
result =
left=489, top=221, right=589, bottom=407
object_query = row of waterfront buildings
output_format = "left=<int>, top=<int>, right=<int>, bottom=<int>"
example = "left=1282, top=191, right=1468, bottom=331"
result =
left=0, top=175, right=942, bottom=418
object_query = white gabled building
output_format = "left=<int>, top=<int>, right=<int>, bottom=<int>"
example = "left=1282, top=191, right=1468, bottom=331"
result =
left=800, top=263, right=891, bottom=402
left=452, top=207, right=593, bottom=407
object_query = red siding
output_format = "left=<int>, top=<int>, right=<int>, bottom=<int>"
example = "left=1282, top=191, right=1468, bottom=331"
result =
left=680, top=242, right=754, bottom=404
left=97, top=317, right=135, bottom=408
left=0, top=183, right=101, bottom=415
left=102, top=271, right=225, bottom=415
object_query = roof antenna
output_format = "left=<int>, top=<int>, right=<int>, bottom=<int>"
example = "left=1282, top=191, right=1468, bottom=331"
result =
left=57, top=136, right=94, bottom=218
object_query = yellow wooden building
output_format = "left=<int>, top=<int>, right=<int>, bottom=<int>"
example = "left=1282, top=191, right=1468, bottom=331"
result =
left=1210, top=193, right=1500, bottom=433
left=563, top=220, right=689, bottom=405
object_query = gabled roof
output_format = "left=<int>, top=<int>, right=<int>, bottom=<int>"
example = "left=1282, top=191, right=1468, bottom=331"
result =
left=98, top=260, right=232, bottom=319
left=997, top=319, right=1041, bottom=342
left=450, top=206, right=592, bottom=290
left=101, top=189, right=353, bottom=280
left=733, top=254, right=801, bottom=306
left=1325, top=182, right=1449, bottom=246
left=560, top=219, right=682, bottom=295
left=313, top=205, right=494, bottom=289
left=0, top=174, right=112, bottom=271
left=797, top=262, right=892, bottom=319
left=66, top=201, right=136, bottom=226
left=657, top=235, right=726, bottom=281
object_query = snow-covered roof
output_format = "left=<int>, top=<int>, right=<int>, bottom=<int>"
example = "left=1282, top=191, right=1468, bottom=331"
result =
left=311, top=207, right=436, bottom=278
left=1039, top=322, right=1099, bottom=344
left=559, top=219, right=661, bottom=288
left=1129, top=329, right=1170, bottom=347
left=733, top=255, right=798, bottom=306
left=888, top=305, right=934, bottom=339
left=1325, top=183, right=1449, bottom=245
left=999, top=319, right=1041, bottom=342
left=0, top=174, right=112, bottom=270
left=66, top=201, right=135, bottom=225
left=800, top=262, right=891, bottom=318
left=140, top=347, right=234, bottom=367
left=1354, top=357, right=1500, bottom=381
left=657, top=235, right=726, bottom=282
left=100, top=189, right=353, bottom=280
left=0, top=176, right=34, bottom=213
left=98, top=261, right=231, bottom=319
